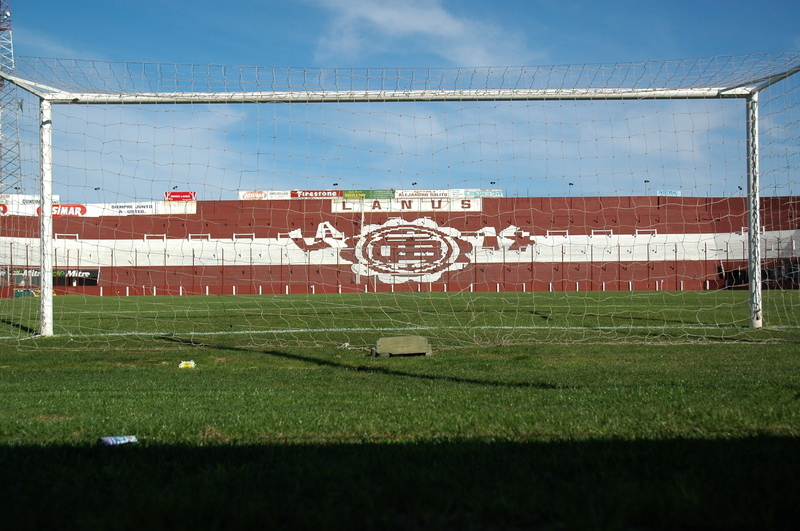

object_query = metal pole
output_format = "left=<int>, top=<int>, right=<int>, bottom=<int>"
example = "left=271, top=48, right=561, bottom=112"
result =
left=39, top=98, right=53, bottom=336
left=746, top=93, right=763, bottom=329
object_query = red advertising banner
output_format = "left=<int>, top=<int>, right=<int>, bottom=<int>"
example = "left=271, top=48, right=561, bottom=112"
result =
left=164, top=191, right=197, bottom=201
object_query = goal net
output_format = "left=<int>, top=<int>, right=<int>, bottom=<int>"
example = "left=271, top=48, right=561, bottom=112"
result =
left=1, top=53, right=799, bottom=349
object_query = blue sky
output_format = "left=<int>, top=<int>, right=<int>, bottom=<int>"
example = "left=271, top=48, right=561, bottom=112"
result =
left=6, top=1, right=800, bottom=201
left=13, top=0, right=800, bottom=67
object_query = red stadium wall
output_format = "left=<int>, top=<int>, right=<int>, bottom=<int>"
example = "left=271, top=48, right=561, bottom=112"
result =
left=2, top=196, right=798, bottom=298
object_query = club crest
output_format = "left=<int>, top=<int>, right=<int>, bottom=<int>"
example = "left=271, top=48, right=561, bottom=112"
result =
left=343, top=218, right=472, bottom=283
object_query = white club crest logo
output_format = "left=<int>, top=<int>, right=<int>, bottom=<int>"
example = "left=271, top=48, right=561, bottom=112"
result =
left=344, top=218, right=472, bottom=284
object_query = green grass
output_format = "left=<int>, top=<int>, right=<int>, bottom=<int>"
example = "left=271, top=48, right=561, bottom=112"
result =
left=2, top=289, right=800, bottom=347
left=3, top=341, right=799, bottom=442
left=1, top=330, right=799, bottom=529
left=1, top=292, right=799, bottom=528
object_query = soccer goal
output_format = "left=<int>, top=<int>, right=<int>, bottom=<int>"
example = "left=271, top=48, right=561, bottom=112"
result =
left=1, top=53, right=799, bottom=347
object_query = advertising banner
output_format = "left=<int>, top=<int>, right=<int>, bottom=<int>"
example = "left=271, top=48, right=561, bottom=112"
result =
left=342, top=189, right=395, bottom=199
left=104, top=202, right=157, bottom=215
left=164, top=191, right=197, bottom=201
left=0, top=268, right=100, bottom=287
left=238, top=190, right=292, bottom=200
left=2, top=201, right=196, bottom=217
left=36, top=204, right=89, bottom=217
left=291, top=190, right=344, bottom=199
left=463, top=189, right=504, bottom=197
left=395, top=189, right=451, bottom=199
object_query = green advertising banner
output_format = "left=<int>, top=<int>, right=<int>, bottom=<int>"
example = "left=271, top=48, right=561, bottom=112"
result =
left=342, top=189, right=395, bottom=199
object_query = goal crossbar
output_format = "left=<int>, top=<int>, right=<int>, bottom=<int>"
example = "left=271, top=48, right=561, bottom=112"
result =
left=0, top=74, right=760, bottom=103
left=6, top=56, right=800, bottom=105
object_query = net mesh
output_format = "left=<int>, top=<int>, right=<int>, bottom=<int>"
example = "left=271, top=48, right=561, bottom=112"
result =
left=1, top=53, right=799, bottom=348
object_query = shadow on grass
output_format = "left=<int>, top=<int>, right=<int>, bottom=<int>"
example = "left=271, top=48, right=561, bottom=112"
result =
left=0, top=317, right=38, bottom=335
left=265, top=349, right=566, bottom=390
left=157, top=335, right=566, bottom=390
left=1, top=436, right=797, bottom=530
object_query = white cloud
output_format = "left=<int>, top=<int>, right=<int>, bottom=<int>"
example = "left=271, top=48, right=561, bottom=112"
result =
left=312, top=0, right=536, bottom=66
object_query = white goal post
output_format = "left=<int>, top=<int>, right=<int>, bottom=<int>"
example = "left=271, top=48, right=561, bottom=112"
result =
left=1, top=54, right=799, bottom=340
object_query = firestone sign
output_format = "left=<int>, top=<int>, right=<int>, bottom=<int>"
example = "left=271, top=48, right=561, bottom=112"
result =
left=291, top=190, right=343, bottom=199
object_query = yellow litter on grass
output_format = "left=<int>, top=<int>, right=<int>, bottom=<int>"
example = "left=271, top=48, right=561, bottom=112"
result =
left=178, top=360, right=196, bottom=369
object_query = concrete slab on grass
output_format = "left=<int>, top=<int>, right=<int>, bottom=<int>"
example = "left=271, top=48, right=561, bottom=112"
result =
left=371, top=336, right=431, bottom=357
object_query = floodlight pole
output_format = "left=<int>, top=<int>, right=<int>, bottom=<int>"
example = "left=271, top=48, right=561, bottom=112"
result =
left=746, top=92, right=763, bottom=329
left=39, top=97, right=53, bottom=337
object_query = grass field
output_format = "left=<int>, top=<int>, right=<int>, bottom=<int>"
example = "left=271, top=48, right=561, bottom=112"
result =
left=2, top=289, right=800, bottom=347
left=1, top=291, right=799, bottom=529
